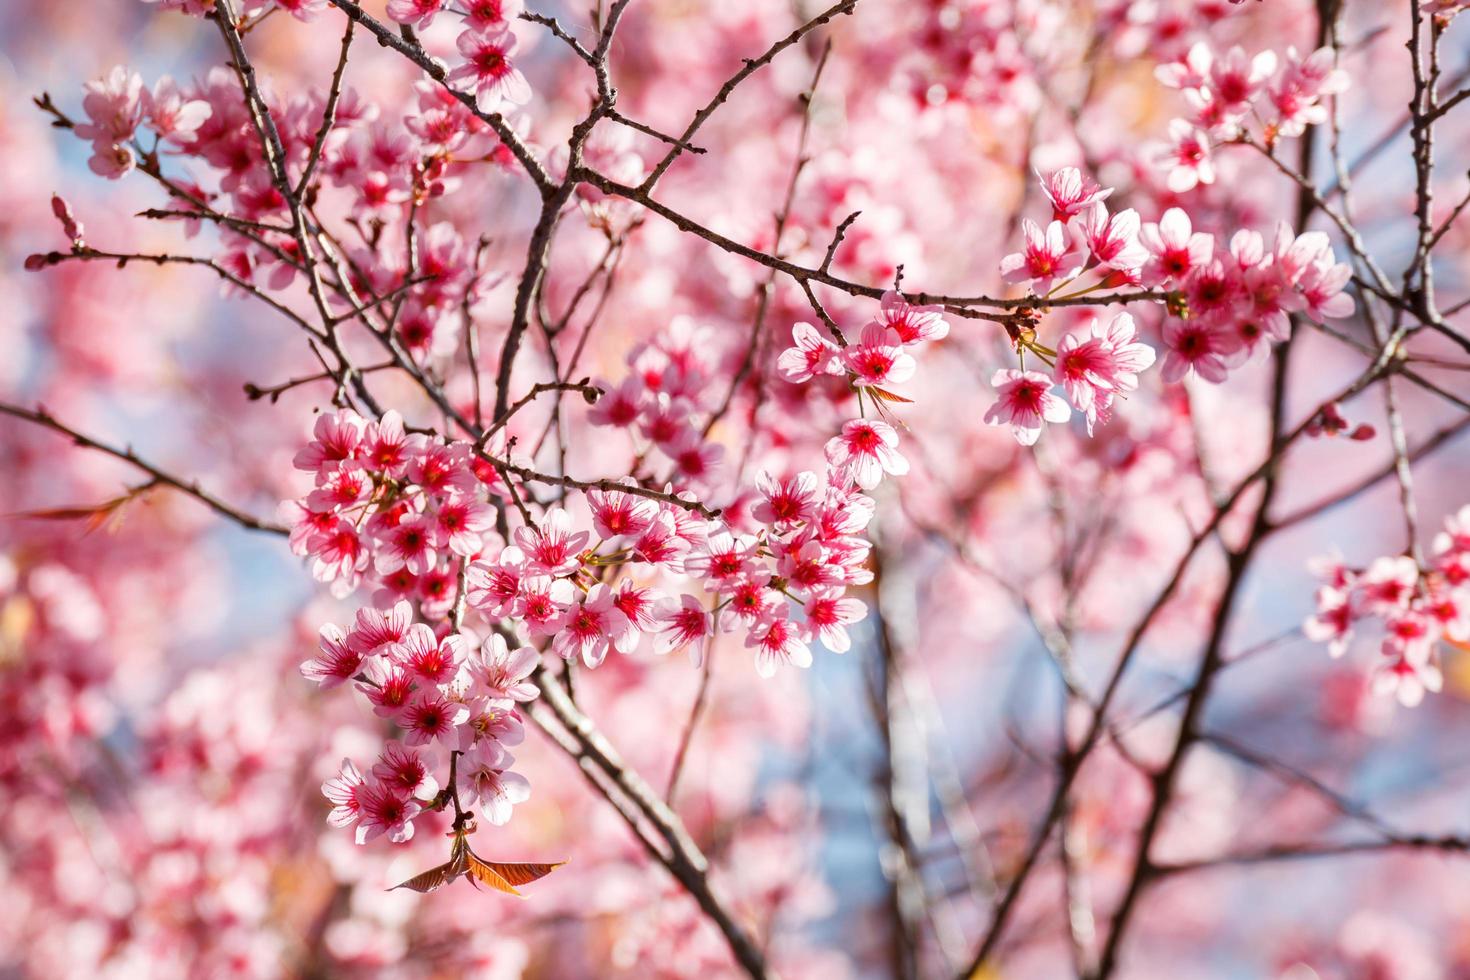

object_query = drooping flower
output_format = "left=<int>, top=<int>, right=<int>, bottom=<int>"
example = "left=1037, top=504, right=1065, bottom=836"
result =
left=322, top=759, right=367, bottom=828
left=652, top=594, right=713, bottom=662
left=455, top=741, right=531, bottom=825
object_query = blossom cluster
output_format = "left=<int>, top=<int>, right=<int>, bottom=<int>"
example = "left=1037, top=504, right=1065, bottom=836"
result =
left=311, top=612, right=537, bottom=845
left=283, top=409, right=494, bottom=605
left=286, top=358, right=879, bottom=847
left=775, top=289, right=945, bottom=484
left=1155, top=42, right=1349, bottom=187
left=75, top=67, right=210, bottom=178
left=146, top=0, right=532, bottom=113
left=1305, top=506, right=1470, bottom=707
left=991, top=165, right=1354, bottom=444
left=389, top=0, right=532, bottom=113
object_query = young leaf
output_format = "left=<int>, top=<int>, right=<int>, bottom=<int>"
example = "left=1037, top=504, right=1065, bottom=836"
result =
left=390, top=846, right=468, bottom=893
left=868, top=386, right=914, bottom=405
left=463, top=850, right=563, bottom=897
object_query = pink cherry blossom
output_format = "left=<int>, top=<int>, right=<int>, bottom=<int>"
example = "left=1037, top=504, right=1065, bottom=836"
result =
left=843, top=322, right=916, bottom=388
left=777, top=322, right=843, bottom=384
left=588, top=377, right=647, bottom=427
left=652, top=594, right=713, bottom=661
left=374, top=513, right=438, bottom=576
left=390, top=624, right=464, bottom=684
left=553, top=584, right=636, bottom=667
left=801, top=593, right=867, bottom=653
left=448, top=28, right=531, bottom=113
left=355, top=780, right=422, bottom=844
left=685, top=531, right=759, bottom=592
left=1038, top=166, right=1113, bottom=220
left=466, top=632, right=539, bottom=703
left=515, top=510, right=590, bottom=576
left=1159, top=318, right=1237, bottom=383
left=385, top=0, right=443, bottom=29
left=824, top=419, right=909, bottom=490
left=456, top=740, right=531, bottom=825
left=301, top=623, right=363, bottom=689
left=588, top=487, right=658, bottom=539
left=876, top=290, right=949, bottom=345
left=372, top=741, right=440, bottom=801
left=1054, top=312, right=1156, bottom=433
left=984, top=369, right=1073, bottom=446
left=1304, top=586, right=1356, bottom=659
left=322, top=759, right=367, bottom=829
left=1141, top=207, right=1214, bottom=285
left=348, top=599, right=414, bottom=654
left=400, top=692, right=470, bottom=746
left=143, top=77, right=210, bottom=144
left=1000, top=218, right=1085, bottom=293
left=747, top=611, right=813, bottom=678
left=518, top=576, right=574, bottom=636
left=753, top=470, right=821, bottom=529
left=464, top=0, right=524, bottom=32
left=1157, top=119, right=1216, bottom=192
left=1077, top=204, right=1148, bottom=273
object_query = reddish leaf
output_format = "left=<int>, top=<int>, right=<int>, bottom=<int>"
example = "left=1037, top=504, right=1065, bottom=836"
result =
left=868, top=386, right=914, bottom=405
left=390, top=848, right=466, bottom=893
left=463, top=850, right=563, bottom=897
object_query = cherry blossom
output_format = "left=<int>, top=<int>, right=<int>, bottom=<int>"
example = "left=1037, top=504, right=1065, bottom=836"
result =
left=843, top=322, right=916, bottom=388
left=824, top=419, right=909, bottom=490
left=1038, top=166, right=1114, bottom=221
left=777, top=322, right=843, bottom=383
left=456, top=740, right=532, bottom=825
left=1000, top=218, right=1085, bottom=293
left=448, top=28, right=531, bottom=113
left=984, top=369, right=1073, bottom=446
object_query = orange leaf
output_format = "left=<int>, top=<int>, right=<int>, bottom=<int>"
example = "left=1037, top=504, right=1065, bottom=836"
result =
left=390, top=849, right=466, bottom=893
left=868, top=386, right=914, bottom=405
left=464, top=850, right=563, bottom=897
left=473, top=857, right=564, bottom=887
